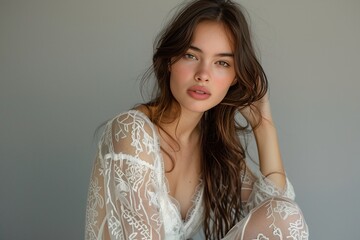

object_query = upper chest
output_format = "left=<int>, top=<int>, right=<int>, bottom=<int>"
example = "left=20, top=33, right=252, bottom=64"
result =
left=161, top=142, right=202, bottom=220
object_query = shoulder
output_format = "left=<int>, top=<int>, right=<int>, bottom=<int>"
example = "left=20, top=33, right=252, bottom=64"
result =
left=105, top=109, right=159, bottom=156
left=110, top=108, right=155, bottom=136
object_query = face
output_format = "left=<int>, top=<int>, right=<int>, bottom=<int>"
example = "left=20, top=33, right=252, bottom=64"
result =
left=169, top=20, right=236, bottom=115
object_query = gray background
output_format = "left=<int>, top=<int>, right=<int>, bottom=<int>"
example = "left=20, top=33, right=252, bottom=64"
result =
left=1, top=0, right=359, bottom=239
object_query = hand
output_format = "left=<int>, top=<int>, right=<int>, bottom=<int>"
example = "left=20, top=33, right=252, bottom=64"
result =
left=239, top=92, right=273, bottom=128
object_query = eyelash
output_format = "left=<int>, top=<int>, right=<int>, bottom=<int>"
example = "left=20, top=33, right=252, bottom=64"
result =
left=217, top=61, right=230, bottom=67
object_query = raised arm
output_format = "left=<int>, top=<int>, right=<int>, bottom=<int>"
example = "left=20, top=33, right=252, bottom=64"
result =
left=240, top=92, right=286, bottom=189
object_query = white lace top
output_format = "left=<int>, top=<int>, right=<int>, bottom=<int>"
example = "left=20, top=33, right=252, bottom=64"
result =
left=85, top=110, right=308, bottom=240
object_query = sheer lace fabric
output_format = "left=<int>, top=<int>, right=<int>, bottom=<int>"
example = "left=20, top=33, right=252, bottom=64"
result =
left=85, top=110, right=308, bottom=240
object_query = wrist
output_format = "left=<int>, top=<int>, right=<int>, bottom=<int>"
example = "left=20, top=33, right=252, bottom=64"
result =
left=252, top=117, right=276, bottom=133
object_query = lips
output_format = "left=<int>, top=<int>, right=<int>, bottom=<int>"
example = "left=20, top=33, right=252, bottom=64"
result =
left=188, top=86, right=210, bottom=95
left=187, top=85, right=211, bottom=100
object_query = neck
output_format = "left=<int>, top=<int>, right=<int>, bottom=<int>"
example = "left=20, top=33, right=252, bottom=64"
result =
left=137, top=103, right=204, bottom=145
left=162, top=106, right=203, bottom=144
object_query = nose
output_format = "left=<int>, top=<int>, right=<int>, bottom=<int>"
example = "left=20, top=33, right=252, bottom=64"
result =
left=194, top=63, right=210, bottom=82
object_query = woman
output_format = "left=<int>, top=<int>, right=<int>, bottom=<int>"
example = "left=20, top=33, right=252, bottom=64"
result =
left=85, top=0, right=308, bottom=239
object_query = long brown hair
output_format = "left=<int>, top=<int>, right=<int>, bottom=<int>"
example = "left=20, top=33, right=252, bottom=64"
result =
left=142, top=0, right=268, bottom=239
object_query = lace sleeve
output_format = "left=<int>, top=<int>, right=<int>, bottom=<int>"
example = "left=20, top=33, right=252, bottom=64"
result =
left=85, top=111, right=164, bottom=240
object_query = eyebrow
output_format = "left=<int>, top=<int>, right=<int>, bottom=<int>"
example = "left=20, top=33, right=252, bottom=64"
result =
left=189, top=45, right=234, bottom=57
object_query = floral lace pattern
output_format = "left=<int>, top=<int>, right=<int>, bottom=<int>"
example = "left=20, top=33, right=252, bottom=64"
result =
left=244, top=198, right=308, bottom=240
left=85, top=110, right=308, bottom=239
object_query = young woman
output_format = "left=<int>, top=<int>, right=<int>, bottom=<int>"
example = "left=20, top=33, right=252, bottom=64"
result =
left=85, top=0, right=308, bottom=239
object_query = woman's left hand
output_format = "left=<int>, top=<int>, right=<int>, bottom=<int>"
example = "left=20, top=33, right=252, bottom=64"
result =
left=239, top=92, right=273, bottom=128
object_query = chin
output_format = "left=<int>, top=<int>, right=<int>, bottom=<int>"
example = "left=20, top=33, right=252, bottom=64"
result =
left=183, top=104, right=215, bottom=114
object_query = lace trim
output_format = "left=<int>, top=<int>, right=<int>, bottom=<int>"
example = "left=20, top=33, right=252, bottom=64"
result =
left=104, top=152, right=155, bottom=170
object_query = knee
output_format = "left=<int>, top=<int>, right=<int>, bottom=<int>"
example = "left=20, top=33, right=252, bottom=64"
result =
left=243, top=197, right=309, bottom=239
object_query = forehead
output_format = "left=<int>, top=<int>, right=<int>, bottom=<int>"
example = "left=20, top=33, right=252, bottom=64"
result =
left=191, top=20, right=234, bottom=52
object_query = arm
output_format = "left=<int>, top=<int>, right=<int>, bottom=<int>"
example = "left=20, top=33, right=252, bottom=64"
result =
left=85, top=112, right=164, bottom=240
left=240, top=92, right=286, bottom=189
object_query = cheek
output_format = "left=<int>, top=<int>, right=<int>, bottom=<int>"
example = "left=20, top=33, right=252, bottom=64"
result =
left=213, top=73, right=236, bottom=89
left=171, top=63, right=193, bottom=78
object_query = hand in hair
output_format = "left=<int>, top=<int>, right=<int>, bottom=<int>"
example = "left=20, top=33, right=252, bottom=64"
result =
left=240, top=92, right=286, bottom=189
left=240, top=91, right=273, bottom=129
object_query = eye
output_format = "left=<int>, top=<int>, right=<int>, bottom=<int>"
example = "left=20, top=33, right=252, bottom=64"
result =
left=184, top=53, right=197, bottom=60
left=217, top=61, right=230, bottom=67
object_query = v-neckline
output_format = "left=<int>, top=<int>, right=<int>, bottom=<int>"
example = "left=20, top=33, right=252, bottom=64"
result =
left=131, top=109, right=204, bottom=225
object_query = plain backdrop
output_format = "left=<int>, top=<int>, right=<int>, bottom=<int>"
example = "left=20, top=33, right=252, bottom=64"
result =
left=1, top=0, right=359, bottom=239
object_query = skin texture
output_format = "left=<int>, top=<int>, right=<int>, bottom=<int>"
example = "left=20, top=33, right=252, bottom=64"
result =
left=169, top=21, right=236, bottom=115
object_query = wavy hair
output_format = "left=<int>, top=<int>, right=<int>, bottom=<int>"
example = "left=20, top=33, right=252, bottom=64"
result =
left=142, top=0, right=268, bottom=239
